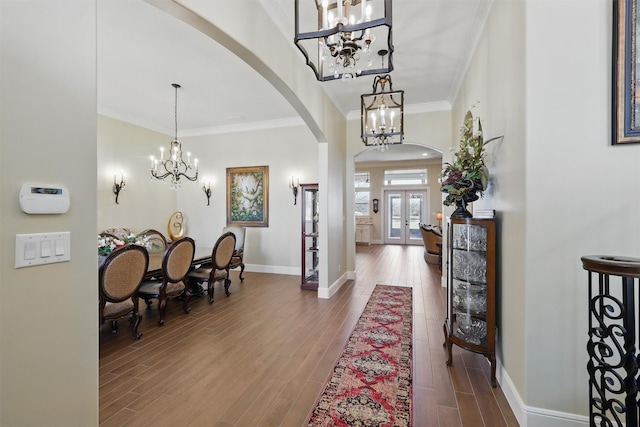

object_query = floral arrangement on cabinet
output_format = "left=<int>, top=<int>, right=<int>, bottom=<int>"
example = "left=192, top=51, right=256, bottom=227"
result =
left=440, top=107, right=500, bottom=216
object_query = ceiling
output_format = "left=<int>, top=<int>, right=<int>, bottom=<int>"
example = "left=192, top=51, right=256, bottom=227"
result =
left=97, top=0, right=491, bottom=162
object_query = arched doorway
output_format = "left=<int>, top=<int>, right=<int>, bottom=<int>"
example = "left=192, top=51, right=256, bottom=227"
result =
left=353, top=143, right=443, bottom=246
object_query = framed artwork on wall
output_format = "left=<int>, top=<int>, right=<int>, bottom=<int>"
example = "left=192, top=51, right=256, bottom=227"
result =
left=226, top=165, right=269, bottom=227
left=613, top=0, right=640, bottom=144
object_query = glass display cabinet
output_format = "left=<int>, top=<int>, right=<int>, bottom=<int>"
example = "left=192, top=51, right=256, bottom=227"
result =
left=443, top=217, right=497, bottom=386
left=300, top=184, right=319, bottom=290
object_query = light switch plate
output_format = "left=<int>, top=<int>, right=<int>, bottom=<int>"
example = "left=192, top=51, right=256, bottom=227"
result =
left=15, top=232, right=70, bottom=268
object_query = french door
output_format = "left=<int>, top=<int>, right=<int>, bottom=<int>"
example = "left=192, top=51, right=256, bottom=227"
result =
left=383, top=189, right=428, bottom=245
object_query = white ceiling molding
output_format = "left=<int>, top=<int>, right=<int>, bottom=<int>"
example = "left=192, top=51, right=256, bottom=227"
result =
left=181, top=116, right=306, bottom=137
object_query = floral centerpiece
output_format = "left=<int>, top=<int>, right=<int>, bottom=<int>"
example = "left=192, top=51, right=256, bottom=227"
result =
left=440, top=108, right=499, bottom=218
left=98, top=232, right=155, bottom=257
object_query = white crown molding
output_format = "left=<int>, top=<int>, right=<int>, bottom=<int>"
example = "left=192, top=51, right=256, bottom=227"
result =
left=98, top=107, right=172, bottom=136
left=99, top=107, right=305, bottom=137
left=181, top=116, right=305, bottom=136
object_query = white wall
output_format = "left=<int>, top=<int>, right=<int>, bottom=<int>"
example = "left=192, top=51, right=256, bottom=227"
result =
left=0, top=2, right=99, bottom=425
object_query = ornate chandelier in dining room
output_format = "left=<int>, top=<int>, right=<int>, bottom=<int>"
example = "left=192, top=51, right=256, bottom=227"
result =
left=149, top=83, right=198, bottom=190
left=294, top=0, right=393, bottom=81
left=361, top=72, right=404, bottom=151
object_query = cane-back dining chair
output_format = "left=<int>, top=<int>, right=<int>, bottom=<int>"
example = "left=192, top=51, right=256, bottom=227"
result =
left=139, top=236, right=195, bottom=326
left=99, top=244, right=149, bottom=340
left=188, top=231, right=236, bottom=304
left=137, top=228, right=168, bottom=254
left=222, top=225, right=245, bottom=281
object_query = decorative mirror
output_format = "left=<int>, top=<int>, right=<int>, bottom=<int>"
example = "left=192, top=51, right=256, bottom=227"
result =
left=167, top=211, right=184, bottom=241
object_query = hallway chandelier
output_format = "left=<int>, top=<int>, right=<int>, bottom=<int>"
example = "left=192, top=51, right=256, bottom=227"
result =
left=361, top=72, right=404, bottom=151
left=149, top=83, right=198, bottom=190
left=294, top=0, right=393, bottom=81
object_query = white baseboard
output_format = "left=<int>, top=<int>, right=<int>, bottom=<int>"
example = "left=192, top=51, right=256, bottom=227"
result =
left=243, top=263, right=298, bottom=276
left=243, top=266, right=354, bottom=300
left=318, top=271, right=349, bottom=299
left=498, top=361, right=589, bottom=427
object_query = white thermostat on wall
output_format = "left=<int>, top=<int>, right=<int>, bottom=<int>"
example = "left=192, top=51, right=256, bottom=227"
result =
left=19, top=183, right=70, bottom=214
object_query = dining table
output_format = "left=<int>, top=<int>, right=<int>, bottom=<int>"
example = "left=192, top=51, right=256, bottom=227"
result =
left=144, top=245, right=213, bottom=281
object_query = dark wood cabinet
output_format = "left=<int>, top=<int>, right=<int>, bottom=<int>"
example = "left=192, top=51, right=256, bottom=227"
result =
left=443, top=216, right=497, bottom=386
left=301, top=184, right=319, bottom=290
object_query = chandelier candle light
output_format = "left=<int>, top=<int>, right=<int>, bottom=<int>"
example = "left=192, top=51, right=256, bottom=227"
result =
left=361, top=72, right=404, bottom=151
left=294, top=0, right=393, bottom=81
left=150, top=83, right=198, bottom=190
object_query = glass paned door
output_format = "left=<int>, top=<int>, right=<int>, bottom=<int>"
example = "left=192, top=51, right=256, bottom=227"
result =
left=384, top=190, right=427, bottom=245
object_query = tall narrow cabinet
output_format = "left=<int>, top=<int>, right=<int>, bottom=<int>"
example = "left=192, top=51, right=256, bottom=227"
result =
left=443, top=216, right=497, bottom=386
left=300, top=184, right=319, bottom=290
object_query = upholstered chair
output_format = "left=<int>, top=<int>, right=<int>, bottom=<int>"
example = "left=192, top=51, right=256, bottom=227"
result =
left=137, top=228, right=168, bottom=254
left=420, top=224, right=443, bottom=266
left=188, top=231, right=236, bottom=304
left=99, top=244, right=149, bottom=340
left=139, top=236, right=195, bottom=326
left=222, top=225, right=245, bottom=281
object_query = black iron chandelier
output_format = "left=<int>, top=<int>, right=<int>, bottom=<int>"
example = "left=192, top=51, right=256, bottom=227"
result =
left=294, top=0, right=393, bottom=81
left=361, top=72, right=404, bottom=151
left=149, top=83, right=198, bottom=190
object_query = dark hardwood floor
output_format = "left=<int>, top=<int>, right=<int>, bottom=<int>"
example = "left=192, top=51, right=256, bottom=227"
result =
left=99, top=244, right=519, bottom=426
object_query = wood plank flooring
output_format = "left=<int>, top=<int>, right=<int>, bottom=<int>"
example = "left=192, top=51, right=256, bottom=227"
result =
left=99, top=244, right=519, bottom=426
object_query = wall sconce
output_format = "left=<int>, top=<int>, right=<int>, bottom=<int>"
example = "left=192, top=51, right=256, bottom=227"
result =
left=289, top=175, right=300, bottom=205
left=113, top=171, right=125, bottom=204
left=201, top=180, right=211, bottom=206
left=372, top=198, right=379, bottom=213
left=436, top=211, right=443, bottom=227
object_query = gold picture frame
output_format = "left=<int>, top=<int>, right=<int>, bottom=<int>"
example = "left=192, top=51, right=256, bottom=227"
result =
left=226, top=165, right=269, bottom=227
left=613, top=0, right=640, bottom=144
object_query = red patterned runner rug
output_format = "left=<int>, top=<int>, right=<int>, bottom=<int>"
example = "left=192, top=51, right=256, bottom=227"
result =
left=307, top=285, right=412, bottom=427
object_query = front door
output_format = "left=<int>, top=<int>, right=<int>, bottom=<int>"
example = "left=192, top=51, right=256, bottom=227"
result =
left=383, top=190, right=428, bottom=245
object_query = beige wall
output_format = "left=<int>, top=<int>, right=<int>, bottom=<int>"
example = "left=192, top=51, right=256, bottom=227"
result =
left=0, top=1, right=99, bottom=425
left=355, top=158, right=443, bottom=243
left=346, top=109, right=451, bottom=273
left=180, top=125, right=319, bottom=273
left=2, top=1, right=622, bottom=425
left=98, top=117, right=320, bottom=273
left=166, top=0, right=348, bottom=294
left=453, top=0, right=529, bottom=420
left=98, top=116, right=178, bottom=233
left=453, top=0, right=621, bottom=424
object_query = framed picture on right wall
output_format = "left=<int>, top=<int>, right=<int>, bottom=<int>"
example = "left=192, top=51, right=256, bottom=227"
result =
left=613, top=0, right=640, bottom=144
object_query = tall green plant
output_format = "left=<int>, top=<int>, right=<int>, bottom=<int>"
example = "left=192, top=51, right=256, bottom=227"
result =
left=440, top=109, right=498, bottom=207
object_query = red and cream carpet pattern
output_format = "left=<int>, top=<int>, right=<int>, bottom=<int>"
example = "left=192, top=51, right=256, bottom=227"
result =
left=307, top=285, right=413, bottom=427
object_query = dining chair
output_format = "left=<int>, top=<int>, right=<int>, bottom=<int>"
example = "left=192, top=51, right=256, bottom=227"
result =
left=99, top=244, right=149, bottom=340
left=139, top=236, right=195, bottom=326
left=222, top=225, right=245, bottom=281
left=188, top=231, right=236, bottom=304
left=137, top=228, right=168, bottom=253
